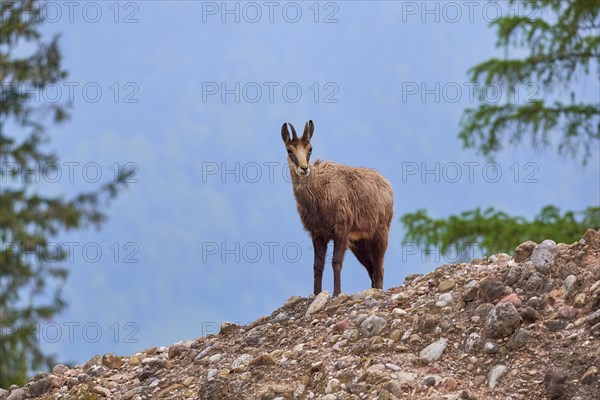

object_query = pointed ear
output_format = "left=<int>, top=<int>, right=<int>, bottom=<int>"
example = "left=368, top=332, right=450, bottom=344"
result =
left=302, top=120, right=314, bottom=142
left=281, top=123, right=291, bottom=145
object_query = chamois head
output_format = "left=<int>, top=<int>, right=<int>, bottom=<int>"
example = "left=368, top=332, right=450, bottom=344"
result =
left=281, top=120, right=314, bottom=176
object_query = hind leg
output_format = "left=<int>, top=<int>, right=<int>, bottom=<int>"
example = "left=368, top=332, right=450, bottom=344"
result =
left=369, top=234, right=389, bottom=290
left=350, top=239, right=376, bottom=287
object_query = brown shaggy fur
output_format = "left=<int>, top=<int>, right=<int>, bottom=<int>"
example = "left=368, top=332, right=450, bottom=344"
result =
left=281, top=120, right=394, bottom=296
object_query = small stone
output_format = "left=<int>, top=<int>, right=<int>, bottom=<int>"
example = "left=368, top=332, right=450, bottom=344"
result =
left=545, top=320, right=567, bottom=332
left=520, top=306, right=540, bottom=323
left=305, top=291, right=330, bottom=316
left=506, top=327, right=531, bottom=350
left=418, top=314, right=440, bottom=334
left=544, top=368, right=567, bottom=399
left=28, top=377, right=52, bottom=397
left=488, top=364, right=508, bottom=389
left=438, top=279, right=456, bottom=292
left=272, top=312, right=288, bottom=323
left=514, top=240, right=536, bottom=263
left=573, top=293, right=586, bottom=308
left=438, top=293, right=453, bottom=302
left=464, top=332, right=482, bottom=353
left=484, top=302, right=521, bottom=339
left=504, top=266, right=522, bottom=286
left=219, top=321, right=238, bottom=335
left=333, top=319, right=351, bottom=332
left=208, top=354, right=222, bottom=364
left=587, top=310, right=600, bottom=325
left=359, top=315, right=387, bottom=337
left=250, top=353, right=276, bottom=366
left=197, top=377, right=232, bottom=400
left=392, top=308, right=407, bottom=316
left=563, top=275, right=578, bottom=295
left=474, top=303, right=494, bottom=318
left=531, top=240, right=557, bottom=274
left=169, top=344, right=188, bottom=359
left=483, top=342, right=499, bottom=354
left=422, top=375, right=439, bottom=387
left=479, top=279, right=505, bottom=303
left=102, top=353, right=124, bottom=369
left=231, top=354, right=252, bottom=369
left=497, top=293, right=522, bottom=307
left=92, top=385, right=111, bottom=397
left=580, top=365, right=598, bottom=385
left=6, top=388, right=26, bottom=400
left=462, top=285, right=479, bottom=302
left=52, top=364, right=69, bottom=375
left=557, top=306, right=578, bottom=320
left=525, top=272, right=545, bottom=291
left=419, top=338, right=447, bottom=363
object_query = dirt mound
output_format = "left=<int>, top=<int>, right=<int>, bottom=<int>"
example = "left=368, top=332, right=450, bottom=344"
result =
left=2, top=229, right=599, bottom=400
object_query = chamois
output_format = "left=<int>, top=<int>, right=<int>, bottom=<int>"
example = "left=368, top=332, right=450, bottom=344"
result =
left=281, top=120, right=393, bottom=296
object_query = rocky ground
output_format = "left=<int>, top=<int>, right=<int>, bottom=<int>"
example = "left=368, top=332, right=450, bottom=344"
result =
left=1, top=229, right=599, bottom=400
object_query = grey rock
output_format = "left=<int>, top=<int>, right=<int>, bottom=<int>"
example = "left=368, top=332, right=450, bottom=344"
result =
left=438, top=292, right=453, bottom=303
left=6, top=389, right=26, bottom=400
left=484, top=302, right=521, bottom=339
left=359, top=315, right=387, bottom=337
left=417, top=313, right=439, bottom=334
left=197, top=377, right=232, bottom=400
left=272, top=312, right=289, bottom=323
left=141, top=357, right=168, bottom=368
left=464, top=332, right=482, bottom=353
left=504, top=266, right=522, bottom=286
left=461, top=285, right=479, bottom=302
left=544, top=368, right=567, bottom=399
left=474, top=303, right=494, bottom=318
left=525, top=272, right=545, bottom=291
left=506, top=327, right=531, bottom=350
left=28, top=377, right=52, bottom=397
left=478, top=279, right=505, bottom=303
left=422, top=375, right=440, bottom=387
left=483, top=342, right=499, bottom=354
left=231, top=354, right=252, bottom=369
left=587, top=310, right=600, bottom=325
left=488, top=364, right=508, bottom=389
left=531, top=239, right=557, bottom=274
left=305, top=291, right=330, bottom=316
left=545, top=320, right=567, bottom=332
left=52, top=364, right=69, bottom=375
left=419, top=338, right=447, bottom=363
left=563, top=275, right=578, bottom=296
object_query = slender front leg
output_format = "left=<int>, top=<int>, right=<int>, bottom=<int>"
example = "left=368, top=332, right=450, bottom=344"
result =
left=312, top=236, right=327, bottom=295
left=332, top=238, right=348, bottom=296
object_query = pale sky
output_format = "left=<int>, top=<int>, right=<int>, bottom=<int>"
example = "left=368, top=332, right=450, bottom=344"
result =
left=30, top=1, right=600, bottom=366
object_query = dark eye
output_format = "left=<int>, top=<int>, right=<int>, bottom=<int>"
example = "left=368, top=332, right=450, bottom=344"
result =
left=287, top=149, right=293, bottom=155
left=308, top=148, right=313, bottom=154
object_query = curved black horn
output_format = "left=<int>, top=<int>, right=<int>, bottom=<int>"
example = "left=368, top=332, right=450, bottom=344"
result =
left=289, top=123, right=298, bottom=141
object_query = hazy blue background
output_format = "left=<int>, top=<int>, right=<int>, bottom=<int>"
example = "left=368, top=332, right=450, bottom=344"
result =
left=33, top=1, right=598, bottom=366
